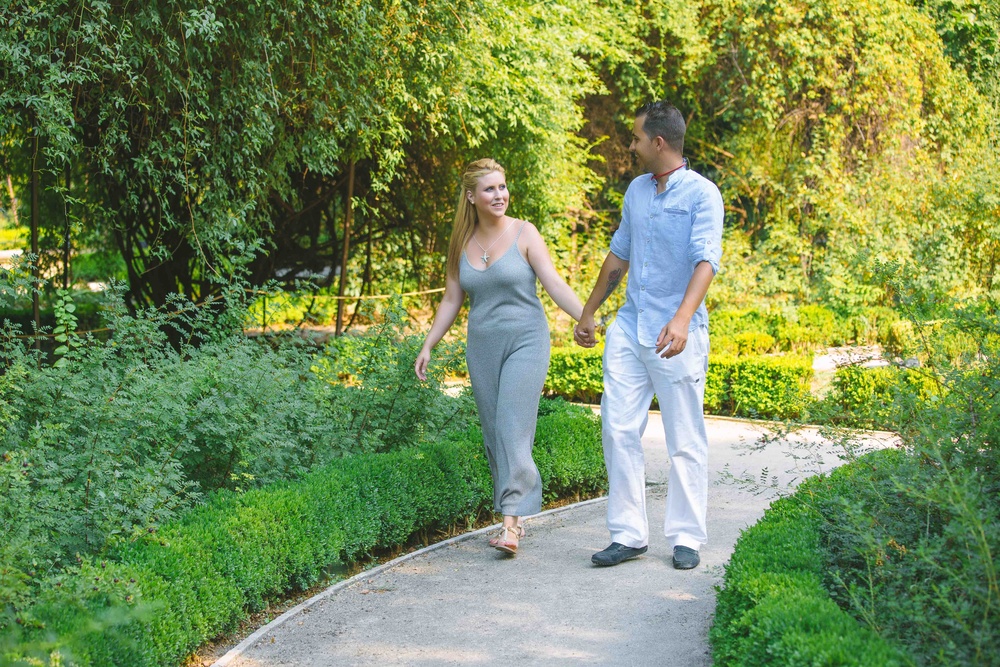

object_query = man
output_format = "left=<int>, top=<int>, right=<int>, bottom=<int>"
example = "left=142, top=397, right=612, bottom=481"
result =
left=574, top=101, right=723, bottom=570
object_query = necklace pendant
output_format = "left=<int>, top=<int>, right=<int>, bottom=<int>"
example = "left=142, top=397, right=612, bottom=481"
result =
left=481, top=252, right=490, bottom=264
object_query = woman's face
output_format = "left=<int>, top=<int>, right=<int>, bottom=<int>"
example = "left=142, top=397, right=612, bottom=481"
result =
left=467, top=170, right=509, bottom=221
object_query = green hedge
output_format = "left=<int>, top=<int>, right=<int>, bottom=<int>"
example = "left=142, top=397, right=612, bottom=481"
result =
left=546, top=347, right=813, bottom=420
left=817, top=364, right=941, bottom=430
left=705, top=355, right=813, bottom=420
left=546, top=345, right=604, bottom=404
left=710, top=450, right=910, bottom=666
left=14, top=400, right=604, bottom=666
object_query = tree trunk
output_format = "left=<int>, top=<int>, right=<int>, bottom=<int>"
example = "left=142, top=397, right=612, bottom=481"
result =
left=63, top=165, right=71, bottom=289
left=335, top=159, right=356, bottom=336
left=4, top=175, right=18, bottom=227
left=31, top=131, right=40, bottom=350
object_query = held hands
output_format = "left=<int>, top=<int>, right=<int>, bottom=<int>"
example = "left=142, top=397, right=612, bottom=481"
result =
left=574, top=313, right=597, bottom=348
left=655, top=315, right=691, bottom=358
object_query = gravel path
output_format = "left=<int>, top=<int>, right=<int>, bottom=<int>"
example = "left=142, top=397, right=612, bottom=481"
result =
left=211, top=415, right=892, bottom=667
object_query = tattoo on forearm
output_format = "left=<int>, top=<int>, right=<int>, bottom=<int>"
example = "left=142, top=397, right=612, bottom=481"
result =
left=601, top=269, right=623, bottom=304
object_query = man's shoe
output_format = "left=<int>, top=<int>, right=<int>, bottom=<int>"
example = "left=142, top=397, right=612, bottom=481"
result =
left=592, top=542, right=647, bottom=567
left=672, top=545, right=700, bottom=570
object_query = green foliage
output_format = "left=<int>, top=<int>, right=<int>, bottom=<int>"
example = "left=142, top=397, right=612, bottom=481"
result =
left=533, top=398, right=606, bottom=503
left=712, top=331, right=776, bottom=357
left=710, top=487, right=909, bottom=666
left=50, top=289, right=79, bottom=366
left=2, top=400, right=604, bottom=666
left=0, top=0, right=610, bottom=308
left=0, top=227, right=26, bottom=251
left=807, top=298, right=1000, bottom=666
left=545, top=344, right=605, bottom=404
left=544, top=334, right=813, bottom=420
left=5, top=0, right=997, bottom=310
left=718, top=266, right=1000, bottom=666
left=710, top=305, right=851, bottom=351
left=0, top=285, right=473, bottom=652
left=312, top=298, right=475, bottom=454
left=586, top=0, right=999, bottom=307
left=843, top=306, right=901, bottom=347
left=706, top=356, right=814, bottom=420
left=71, top=252, right=127, bottom=285
left=817, top=364, right=942, bottom=430
left=910, top=0, right=1000, bottom=108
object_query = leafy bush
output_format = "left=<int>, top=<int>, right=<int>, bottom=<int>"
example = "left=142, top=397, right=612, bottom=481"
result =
left=71, top=251, right=127, bottom=284
left=533, top=398, right=605, bottom=503
left=816, top=364, right=941, bottom=430
left=246, top=289, right=339, bottom=328
left=844, top=306, right=900, bottom=347
left=313, top=298, right=474, bottom=454
left=733, top=331, right=776, bottom=355
left=545, top=343, right=813, bottom=420
left=2, top=399, right=604, bottom=666
left=545, top=344, right=604, bottom=404
left=710, top=308, right=776, bottom=340
left=0, top=284, right=473, bottom=650
left=809, top=299, right=1000, bottom=666
left=716, top=274, right=1000, bottom=666
left=710, top=458, right=910, bottom=667
left=705, top=355, right=814, bottom=420
left=711, top=306, right=851, bottom=351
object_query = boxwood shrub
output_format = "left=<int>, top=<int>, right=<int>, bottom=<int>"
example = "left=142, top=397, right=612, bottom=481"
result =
left=705, top=355, right=813, bottom=419
left=546, top=344, right=604, bottom=404
left=816, top=364, right=941, bottom=430
left=546, top=346, right=814, bottom=421
left=10, top=399, right=604, bottom=667
left=711, top=450, right=911, bottom=666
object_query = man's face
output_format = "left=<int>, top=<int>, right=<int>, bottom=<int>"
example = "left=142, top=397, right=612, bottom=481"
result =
left=629, top=114, right=657, bottom=172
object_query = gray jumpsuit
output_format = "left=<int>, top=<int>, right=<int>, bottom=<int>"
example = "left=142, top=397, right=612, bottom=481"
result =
left=460, top=222, right=549, bottom=516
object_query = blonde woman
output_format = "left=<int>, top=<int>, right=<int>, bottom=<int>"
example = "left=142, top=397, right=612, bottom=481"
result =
left=415, top=158, right=583, bottom=555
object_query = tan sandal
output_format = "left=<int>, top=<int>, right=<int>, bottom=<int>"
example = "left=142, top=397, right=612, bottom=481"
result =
left=492, top=525, right=520, bottom=554
left=488, top=522, right=525, bottom=547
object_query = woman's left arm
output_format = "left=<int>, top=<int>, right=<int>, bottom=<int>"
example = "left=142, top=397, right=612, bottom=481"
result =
left=522, top=222, right=584, bottom=321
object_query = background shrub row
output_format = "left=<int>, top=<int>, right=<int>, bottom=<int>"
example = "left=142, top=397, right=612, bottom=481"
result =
left=12, top=399, right=604, bottom=666
left=546, top=346, right=814, bottom=420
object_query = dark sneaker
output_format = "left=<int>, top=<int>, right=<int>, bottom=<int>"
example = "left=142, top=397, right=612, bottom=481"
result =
left=592, top=542, right=648, bottom=567
left=672, top=545, right=700, bottom=570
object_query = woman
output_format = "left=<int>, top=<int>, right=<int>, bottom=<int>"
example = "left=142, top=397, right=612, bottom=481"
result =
left=415, top=158, right=583, bottom=555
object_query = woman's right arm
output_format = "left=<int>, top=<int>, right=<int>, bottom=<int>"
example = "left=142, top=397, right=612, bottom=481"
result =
left=415, top=271, right=465, bottom=381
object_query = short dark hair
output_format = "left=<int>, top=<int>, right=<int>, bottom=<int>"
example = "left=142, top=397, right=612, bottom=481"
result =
left=637, top=101, right=685, bottom=154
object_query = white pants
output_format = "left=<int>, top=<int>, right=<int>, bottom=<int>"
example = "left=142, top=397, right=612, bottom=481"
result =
left=600, top=320, right=709, bottom=551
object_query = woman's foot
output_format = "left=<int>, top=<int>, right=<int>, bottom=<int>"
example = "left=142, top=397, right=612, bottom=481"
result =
left=488, top=522, right=525, bottom=547
left=492, top=525, right=520, bottom=555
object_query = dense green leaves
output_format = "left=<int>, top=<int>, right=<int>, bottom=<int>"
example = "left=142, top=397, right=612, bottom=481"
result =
left=2, top=0, right=996, bottom=312
left=581, top=0, right=999, bottom=309
left=0, top=0, right=610, bottom=308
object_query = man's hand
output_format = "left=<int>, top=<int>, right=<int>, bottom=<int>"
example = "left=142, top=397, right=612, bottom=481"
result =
left=574, top=313, right=597, bottom=348
left=655, top=315, right=691, bottom=358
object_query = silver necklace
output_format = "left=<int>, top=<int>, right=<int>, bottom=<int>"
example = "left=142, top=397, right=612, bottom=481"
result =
left=472, top=219, right=515, bottom=265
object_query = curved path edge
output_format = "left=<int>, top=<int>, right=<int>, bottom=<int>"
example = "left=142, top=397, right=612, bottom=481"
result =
left=211, top=496, right=609, bottom=666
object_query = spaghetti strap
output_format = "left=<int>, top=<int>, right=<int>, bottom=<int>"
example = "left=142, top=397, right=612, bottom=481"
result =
left=514, top=220, right=528, bottom=242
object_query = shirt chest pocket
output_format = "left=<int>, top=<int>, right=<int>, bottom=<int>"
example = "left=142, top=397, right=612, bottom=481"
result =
left=655, top=207, right=692, bottom=245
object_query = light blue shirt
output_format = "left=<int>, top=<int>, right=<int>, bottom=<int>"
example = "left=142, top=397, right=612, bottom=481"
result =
left=609, top=164, right=724, bottom=347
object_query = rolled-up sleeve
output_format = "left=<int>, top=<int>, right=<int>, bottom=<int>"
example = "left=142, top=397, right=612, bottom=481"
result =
left=687, top=186, right=724, bottom=274
left=609, top=195, right=632, bottom=260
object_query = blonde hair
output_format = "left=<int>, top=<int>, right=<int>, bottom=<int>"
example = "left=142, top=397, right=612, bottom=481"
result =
left=446, top=158, right=506, bottom=279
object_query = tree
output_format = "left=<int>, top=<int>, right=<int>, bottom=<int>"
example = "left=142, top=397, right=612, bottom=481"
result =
left=0, top=0, right=610, bottom=313
left=581, top=0, right=999, bottom=308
